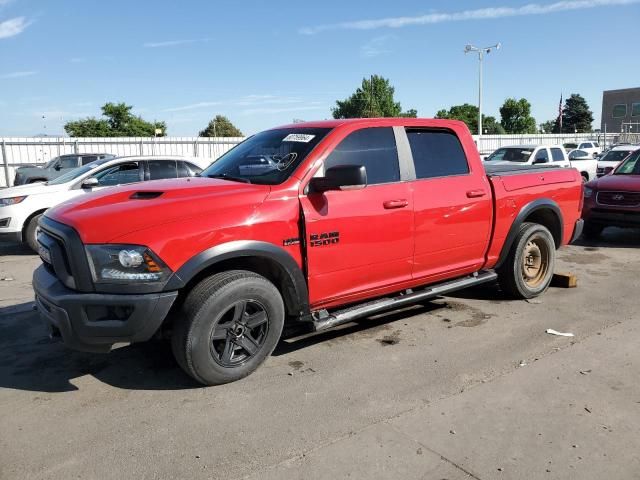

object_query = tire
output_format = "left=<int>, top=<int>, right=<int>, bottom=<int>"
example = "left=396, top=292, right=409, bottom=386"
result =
left=25, top=214, right=43, bottom=253
left=582, top=222, right=604, bottom=240
left=171, top=270, right=284, bottom=385
left=497, top=222, right=556, bottom=299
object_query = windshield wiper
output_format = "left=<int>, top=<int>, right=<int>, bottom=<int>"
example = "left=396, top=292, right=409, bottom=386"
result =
left=205, top=173, right=251, bottom=184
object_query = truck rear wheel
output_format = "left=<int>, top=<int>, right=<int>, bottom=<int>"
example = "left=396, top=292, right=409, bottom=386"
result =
left=171, top=270, right=284, bottom=385
left=497, top=222, right=556, bottom=299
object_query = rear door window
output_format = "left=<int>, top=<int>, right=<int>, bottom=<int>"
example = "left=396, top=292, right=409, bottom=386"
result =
left=95, top=162, right=142, bottom=186
left=535, top=149, right=549, bottom=163
left=551, top=148, right=565, bottom=162
left=405, top=129, right=469, bottom=179
left=148, top=160, right=178, bottom=180
left=323, top=127, right=400, bottom=185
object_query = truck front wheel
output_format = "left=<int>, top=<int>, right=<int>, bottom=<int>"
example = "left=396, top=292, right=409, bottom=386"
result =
left=171, top=270, right=284, bottom=385
left=497, top=222, right=556, bottom=299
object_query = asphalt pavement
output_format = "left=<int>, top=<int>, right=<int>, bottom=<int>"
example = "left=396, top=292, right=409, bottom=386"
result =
left=1, top=229, right=639, bottom=479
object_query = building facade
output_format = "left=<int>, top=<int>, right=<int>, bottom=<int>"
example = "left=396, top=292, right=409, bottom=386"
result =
left=601, top=87, right=640, bottom=133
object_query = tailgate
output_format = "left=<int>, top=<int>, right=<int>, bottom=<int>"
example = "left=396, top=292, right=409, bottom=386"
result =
left=491, top=168, right=577, bottom=192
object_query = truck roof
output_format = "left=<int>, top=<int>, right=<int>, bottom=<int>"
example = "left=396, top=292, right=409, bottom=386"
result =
left=273, top=118, right=469, bottom=130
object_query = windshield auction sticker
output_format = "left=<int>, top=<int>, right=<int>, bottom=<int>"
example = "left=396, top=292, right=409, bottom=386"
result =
left=283, top=133, right=315, bottom=143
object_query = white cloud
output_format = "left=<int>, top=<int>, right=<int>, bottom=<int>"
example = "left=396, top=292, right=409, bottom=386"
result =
left=0, top=16, right=32, bottom=39
left=143, top=37, right=210, bottom=48
left=361, top=35, right=395, bottom=58
left=0, top=70, right=36, bottom=79
left=300, top=0, right=640, bottom=34
left=162, top=101, right=222, bottom=112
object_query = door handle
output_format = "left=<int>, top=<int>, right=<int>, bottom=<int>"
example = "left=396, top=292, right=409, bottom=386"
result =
left=466, top=189, right=487, bottom=198
left=383, top=199, right=409, bottom=209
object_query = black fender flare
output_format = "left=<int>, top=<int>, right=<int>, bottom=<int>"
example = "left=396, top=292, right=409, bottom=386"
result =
left=495, top=198, right=564, bottom=269
left=164, top=240, right=310, bottom=316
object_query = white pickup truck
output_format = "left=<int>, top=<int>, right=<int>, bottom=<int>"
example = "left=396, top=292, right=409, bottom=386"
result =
left=484, top=145, right=571, bottom=167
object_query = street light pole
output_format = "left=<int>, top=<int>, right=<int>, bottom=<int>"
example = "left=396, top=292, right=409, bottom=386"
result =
left=464, top=43, right=501, bottom=141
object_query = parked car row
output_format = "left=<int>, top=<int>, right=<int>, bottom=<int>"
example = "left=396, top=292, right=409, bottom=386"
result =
left=0, top=155, right=212, bottom=251
left=14, top=153, right=116, bottom=185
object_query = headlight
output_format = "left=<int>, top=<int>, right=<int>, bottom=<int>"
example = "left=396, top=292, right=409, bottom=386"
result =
left=0, top=196, right=27, bottom=206
left=584, top=187, right=594, bottom=198
left=86, top=244, right=171, bottom=283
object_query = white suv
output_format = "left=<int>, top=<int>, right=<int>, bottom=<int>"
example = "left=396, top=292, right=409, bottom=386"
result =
left=596, top=145, right=638, bottom=177
left=0, top=155, right=213, bottom=251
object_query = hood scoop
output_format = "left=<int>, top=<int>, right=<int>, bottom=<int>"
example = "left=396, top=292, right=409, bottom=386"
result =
left=130, top=191, right=164, bottom=200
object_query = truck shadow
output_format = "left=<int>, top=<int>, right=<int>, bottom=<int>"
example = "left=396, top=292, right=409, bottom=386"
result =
left=0, top=305, right=201, bottom=393
left=574, top=227, right=640, bottom=249
left=0, top=242, right=34, bottom=256
left=1, top=284, right=502, bottom=393
left=1, top=301, right=451, bottom=393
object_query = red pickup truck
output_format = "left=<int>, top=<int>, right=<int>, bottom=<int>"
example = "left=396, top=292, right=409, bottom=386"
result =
left=33, top=119, right=584, bottom=385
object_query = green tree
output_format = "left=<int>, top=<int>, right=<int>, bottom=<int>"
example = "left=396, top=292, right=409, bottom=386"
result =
left=539, top=120, right=557, bottom=133
left=64, top=102, right=166, bottom=137
left=332, top=75, right=417, bottom=118
left=435, top=103, right=478, bottom=132
left=483, top=116, right=506, bottom=134
left=499, top=98, right=537, bottom=134
left=435, top=104, right=504, bottom=134
left=199, top=115, right=243, bottom=137
left=562, top=94, right=593, bottom=133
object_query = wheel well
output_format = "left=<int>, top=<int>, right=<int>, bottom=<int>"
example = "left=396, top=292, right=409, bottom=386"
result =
left=21, top=209, right=47, bottom=241
left=523, top=208, right=562, bottom=248
left=180, top=256, right=304, bottom=320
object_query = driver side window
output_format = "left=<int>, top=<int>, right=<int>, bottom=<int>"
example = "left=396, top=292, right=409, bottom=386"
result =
left=59, top=156, right=78, bottom=169
left=323, top=127, right=400, bottom=185
left=94, top=162, right=141, bottom=186
left=535, top=149, right=549, bottom=163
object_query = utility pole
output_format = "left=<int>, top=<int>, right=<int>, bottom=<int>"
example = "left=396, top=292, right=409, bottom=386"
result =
left=464, top=43, right=501, bottom=140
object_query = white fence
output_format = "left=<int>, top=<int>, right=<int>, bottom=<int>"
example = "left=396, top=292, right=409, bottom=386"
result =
left=0, top=132, right=617, bottom=188
left=0, top=137, right=244, bottom=188
left=473, top=132, right=614, bottom=156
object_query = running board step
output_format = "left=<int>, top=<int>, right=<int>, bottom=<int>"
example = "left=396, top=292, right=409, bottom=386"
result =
left=312, top=270, right=498, bottom=332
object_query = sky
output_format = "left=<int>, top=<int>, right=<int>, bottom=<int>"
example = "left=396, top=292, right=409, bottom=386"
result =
left=0, top=0, right=639, bottom=137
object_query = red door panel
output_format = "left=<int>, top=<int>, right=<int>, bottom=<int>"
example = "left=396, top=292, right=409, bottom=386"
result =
left=412, top=175, right=492, bottom=280
left=301, top=183, right=414, bottom=307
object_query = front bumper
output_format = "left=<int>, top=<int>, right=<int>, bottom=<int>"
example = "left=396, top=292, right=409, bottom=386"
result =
left=33, top=264, right=178, bottom=353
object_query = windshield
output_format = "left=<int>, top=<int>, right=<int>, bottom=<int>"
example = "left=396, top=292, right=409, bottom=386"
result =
left=599, top=149, right=634, bottom=164
left=486, top=148, right=533, bottom=162
left=43, top=156, right=61, bottom=168
left=615, top=150, right=640, bottom=175
left=47, top=158, right=113, bottom=185
left=200, top=128, right=332, bottom=185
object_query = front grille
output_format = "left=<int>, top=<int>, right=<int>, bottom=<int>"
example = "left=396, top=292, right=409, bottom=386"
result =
left=596, top=191, right=640, bottom=207
left=38, top=216, right=94, bottom=292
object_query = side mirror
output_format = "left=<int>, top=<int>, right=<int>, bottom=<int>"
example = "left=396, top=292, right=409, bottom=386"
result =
left=81, top=177, right=99, bottom=189
left=53, top=164, right=61, bottom=171
left=309, top=165, right=367, bottom=193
